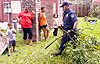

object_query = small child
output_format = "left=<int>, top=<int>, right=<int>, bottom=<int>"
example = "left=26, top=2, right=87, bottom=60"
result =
left=6, top=22, right=17, bottom=56
left=52, top=13, right=59, bottom=37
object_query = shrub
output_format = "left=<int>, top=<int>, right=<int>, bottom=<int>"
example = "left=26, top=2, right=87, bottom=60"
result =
left=56, top=29, right=100, bottom=64
left=88, top=6, right=100, bottom=17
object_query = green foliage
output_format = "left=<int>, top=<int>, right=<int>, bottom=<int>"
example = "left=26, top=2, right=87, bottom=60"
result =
left=97, top=15, right=100, bottom=19
left=56, top=29, right=100, bottom=64
left=88, top=6, right=100, bottom=17
left=77, top=17, right=100, bottom=39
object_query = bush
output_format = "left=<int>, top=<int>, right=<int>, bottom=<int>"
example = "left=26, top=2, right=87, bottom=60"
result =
left=56, top=29, right=100, bottom=64
left=97, top=15, right=100, bottom=19
left=88, top=6, right=100, bottom=17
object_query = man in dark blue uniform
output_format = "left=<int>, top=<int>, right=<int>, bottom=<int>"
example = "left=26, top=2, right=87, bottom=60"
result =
left=52, top=1, right=78, bottom=56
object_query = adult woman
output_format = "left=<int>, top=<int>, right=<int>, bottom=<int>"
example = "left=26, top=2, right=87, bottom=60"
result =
left=39, top=7, right=50, bottom=41
left=17, top=6, right=35, bottom=46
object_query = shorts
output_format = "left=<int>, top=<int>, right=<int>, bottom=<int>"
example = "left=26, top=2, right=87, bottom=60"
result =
left=9, top=40, right=16, bottom=48
left=40, top=24, right=47, bottom=29
left=22, top=27, right=33, bottom=40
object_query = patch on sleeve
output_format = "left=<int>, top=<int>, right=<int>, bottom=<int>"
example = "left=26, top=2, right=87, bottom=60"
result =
left=71, top=14, right=74, bottom=18
left=66, top=14, right=68, bottom=17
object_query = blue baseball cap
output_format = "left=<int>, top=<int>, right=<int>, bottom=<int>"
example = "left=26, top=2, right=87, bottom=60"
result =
left=60, top=1, right=69, bottom=7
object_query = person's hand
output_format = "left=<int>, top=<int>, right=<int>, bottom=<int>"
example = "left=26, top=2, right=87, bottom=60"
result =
left=12, top=29, right=16, bottom=33
left=19, top=21, right=20, bottom=24
left=17, top=17, right=20, bottom=24
left=32, top=11, right=35, bottom=15
left=12, top=29, right=15, bottom=32
left=7, top=41, right=9, bottom=44
left=47, top=25, right=49, bottom=27
left=71, top=28, right=76, bottom=32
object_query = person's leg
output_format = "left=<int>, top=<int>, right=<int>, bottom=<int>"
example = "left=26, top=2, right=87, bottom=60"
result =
left=23, top=39, right=26, bottom=45
left=12, top=40, right=17, bottom=52
left=56, top=28, right=58, bottom=35
left=53, top=28, right=56, bottom=36
left=46, top=26, right=49, bottom=40
left=52, top=31, right=68, bottom=56
left=8, top=41, right=12, bottom=56
left=8, top=48, right=11, bottom=56
left=70, top=31, right=77, bottom=49
left=54, top=28, right=58, bottom=36
left=22, top=28, right=28, bottom=45
left=42, top=28, right=47, bottom=40
left=28, top=28, right=33, bottom=45
left=59, top=34, right=68, bottom=50
left=53, top=28, right=55, bottom=36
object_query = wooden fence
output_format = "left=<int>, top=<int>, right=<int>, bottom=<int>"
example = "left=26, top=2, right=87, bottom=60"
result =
left=69, top=4, right=100, bottom=17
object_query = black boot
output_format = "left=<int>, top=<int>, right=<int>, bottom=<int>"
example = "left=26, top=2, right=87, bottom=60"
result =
left=52, top=46, right=65, bottom=56
left=51, top=50, right=62, bottom=56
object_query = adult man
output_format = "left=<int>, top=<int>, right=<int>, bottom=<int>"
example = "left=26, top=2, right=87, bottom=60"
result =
left=39, top=7, right=50, bottom=41
left=52, top=1, right=78, bottom=56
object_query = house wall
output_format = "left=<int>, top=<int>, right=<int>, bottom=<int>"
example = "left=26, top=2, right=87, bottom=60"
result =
left=0, top=0, right=21, bottom=22
left=41, top=0, right=59, bottom=13
left=41, top=0, right=63, bottom=26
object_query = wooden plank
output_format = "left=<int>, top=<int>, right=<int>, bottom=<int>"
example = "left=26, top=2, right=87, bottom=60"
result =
left=0, top=31, right=7, bottom=55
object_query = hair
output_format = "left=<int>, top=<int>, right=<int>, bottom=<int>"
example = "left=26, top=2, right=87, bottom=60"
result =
left=8, top=22, right=12, bottom=26
left=53, top=13, right=58, bottom=18
left=41, top=7, right=45, bottom=10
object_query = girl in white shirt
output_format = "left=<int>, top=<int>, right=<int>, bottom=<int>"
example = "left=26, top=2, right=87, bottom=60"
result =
left=52, top=13, right=59, bottom=37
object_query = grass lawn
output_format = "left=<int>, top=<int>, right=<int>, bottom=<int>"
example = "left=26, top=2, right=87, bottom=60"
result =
left=0, top=17, right=100, bottom=64
left=77, top=17, right=100, bottom=40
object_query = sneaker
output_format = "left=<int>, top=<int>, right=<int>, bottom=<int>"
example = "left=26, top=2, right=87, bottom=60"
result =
left=13, top=50, right=18, bottom=53
left=8, top=53, right=11, bottom=56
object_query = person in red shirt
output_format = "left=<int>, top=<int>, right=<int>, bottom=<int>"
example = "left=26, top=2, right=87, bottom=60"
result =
left=17, top=6, right=35, bottom=46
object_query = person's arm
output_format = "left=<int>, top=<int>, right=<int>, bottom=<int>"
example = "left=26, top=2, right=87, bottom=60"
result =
left=39, top=13, right=43, bottom=22
left=32, top=11, right=35, bottom=20
left=70, top=13, right=78, bottom=29
left=6, top=35, right=9, bottom=44
left=73, top=21, right=78, bottom=29
left=17, top=12, right=22, bottom=24
left=6, top=30, right=9, bottom=44
left=52, top=18, right=54, bottom=29
left=17, top=17, right=20, bottom=24
left=12, top=28, right=16, bottom=34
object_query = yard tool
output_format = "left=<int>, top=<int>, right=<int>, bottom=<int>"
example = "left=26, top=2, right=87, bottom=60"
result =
left=45, top=26, right=77, bottom=49
left=45, top=33, right=67, bottom=49
left=58, top=26, right=76, bottom=44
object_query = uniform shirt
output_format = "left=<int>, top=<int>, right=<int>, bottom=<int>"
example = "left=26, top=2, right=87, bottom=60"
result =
left=6, top=28, right=16, bottom=41
left=18, top=11, right=33, bottom=28
left=63, top=8, right=78, bottom=29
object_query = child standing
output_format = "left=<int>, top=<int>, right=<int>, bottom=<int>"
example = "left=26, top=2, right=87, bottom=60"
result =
left=6, top=22, right=17, bottom=56
left=52, top=13, right=59, bottom=37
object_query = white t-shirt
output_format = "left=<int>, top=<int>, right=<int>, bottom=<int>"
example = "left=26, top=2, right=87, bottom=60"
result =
left=53, top=18, right=58, bottom=28
left=6, top=28, right=16, bottom=41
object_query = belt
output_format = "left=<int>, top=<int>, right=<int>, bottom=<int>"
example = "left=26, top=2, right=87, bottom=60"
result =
left=58, top=26, right=72, bottom=30
left=64, top=27, right=72, bottom=30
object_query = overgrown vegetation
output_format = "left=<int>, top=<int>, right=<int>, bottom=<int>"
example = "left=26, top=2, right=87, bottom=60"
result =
left=0, top=17, right=100, bottom=64
left=56, top=29, right=100, bottom=64
left=88, top=6, right=100, bottom=18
